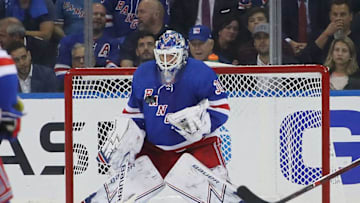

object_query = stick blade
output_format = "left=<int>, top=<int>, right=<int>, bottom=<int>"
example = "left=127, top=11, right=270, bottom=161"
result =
left=237, top=186, right=269, bottom=203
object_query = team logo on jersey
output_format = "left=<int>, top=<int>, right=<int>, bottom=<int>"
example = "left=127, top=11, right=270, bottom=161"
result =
left=125, top=13, right=135, bottom=22
left=115, top=1, right=125, bottom=10
left=63, top=2, right=85, bottom=17
left=156, top=105, right=168, bottom=116
left=144, top=89, right=158, bottom=106
left=213, top=79, right=225, bottom=95
left=164, top=113, right=171, bottom=124
left=98, top=43, right=111, bottom=57
left=114, top=0, right=138, bottom=29
left=120, top=5, right=129, bottom=15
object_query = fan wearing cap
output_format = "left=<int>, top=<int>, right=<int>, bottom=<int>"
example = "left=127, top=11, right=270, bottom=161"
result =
left=243, top=23, right=298, bottom=65
left=253, top=23, right=271, bottom=65
left=188, top=25, right=216, bottom=61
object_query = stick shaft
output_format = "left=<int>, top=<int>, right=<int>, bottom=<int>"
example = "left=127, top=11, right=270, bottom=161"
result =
left=276, top=158, right=360, bottom=203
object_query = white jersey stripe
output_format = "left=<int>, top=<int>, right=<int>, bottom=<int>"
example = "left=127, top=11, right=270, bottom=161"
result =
left=208, top=106, right=230, bottom=116
left=208, top=98, right=228, bottom=106
left=123, top=113, right=144, bottom=119
left=124, top=105, right=141, bottom=113
left=0, top=64, right=17, bottom=78
left=54, top=64, right=71, bottom=70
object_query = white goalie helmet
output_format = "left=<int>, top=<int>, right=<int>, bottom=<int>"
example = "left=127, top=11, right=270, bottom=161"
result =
left=154, top=30, right=189, bottom=84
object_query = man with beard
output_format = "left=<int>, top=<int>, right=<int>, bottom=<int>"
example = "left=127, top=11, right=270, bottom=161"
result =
left=119, top=0, right=167, bottom=67
left=54, top=3, right=122, bottom=90
left=6, top=42, right=58, bottom=93
left=135, top=32, right=155, bottom=66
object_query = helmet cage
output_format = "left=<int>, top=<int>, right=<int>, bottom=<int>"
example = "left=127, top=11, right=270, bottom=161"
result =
left=154, top=30, right=189, bottom=84
left=154, top=47, right=184, bottom=72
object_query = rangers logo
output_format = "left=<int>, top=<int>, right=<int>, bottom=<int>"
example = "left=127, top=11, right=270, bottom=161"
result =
left=98, top=43, right=111, bottom=57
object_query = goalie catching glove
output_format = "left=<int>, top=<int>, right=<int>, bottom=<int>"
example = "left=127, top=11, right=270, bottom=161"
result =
left=97, top=117, right=145, bottom=171
left=167, top=99, right=211, bottom=142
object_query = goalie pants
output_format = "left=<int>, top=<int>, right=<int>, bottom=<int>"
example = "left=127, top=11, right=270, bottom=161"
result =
left=0, top=158, right=12, bottom=203
left=136, top=136, right=226, bottom=178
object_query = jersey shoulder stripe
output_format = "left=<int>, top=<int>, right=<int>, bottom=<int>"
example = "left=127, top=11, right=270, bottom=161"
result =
left=0, top=63, right=17, bottom=78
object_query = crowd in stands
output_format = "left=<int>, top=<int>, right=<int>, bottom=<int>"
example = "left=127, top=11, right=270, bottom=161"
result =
left=1, top=0, right=360, bottom=91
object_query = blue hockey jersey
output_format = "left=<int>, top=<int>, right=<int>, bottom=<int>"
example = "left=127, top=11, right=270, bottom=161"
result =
left=123, top=58, right=230, bottom=151
left=54, top=32, right=121, bottom=77
left=102, top=0, right=170, bottom=37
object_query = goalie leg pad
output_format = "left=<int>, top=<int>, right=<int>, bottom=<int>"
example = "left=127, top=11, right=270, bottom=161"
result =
left=165, top=153, right=241, bottom=203
left=97, top=117, right=145, bottom=170
left=85, top=155, right=165, bottom=203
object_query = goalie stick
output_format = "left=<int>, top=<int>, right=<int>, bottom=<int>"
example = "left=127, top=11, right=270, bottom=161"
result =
left=237, top=157, right=360, bottom=203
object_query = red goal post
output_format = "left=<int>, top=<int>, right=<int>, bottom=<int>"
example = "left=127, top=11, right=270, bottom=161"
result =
left=64, top=64, right=330, bottom=203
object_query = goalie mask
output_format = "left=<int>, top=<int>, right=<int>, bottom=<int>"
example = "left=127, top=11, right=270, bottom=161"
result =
left=154, top=30, right=189, bottom=84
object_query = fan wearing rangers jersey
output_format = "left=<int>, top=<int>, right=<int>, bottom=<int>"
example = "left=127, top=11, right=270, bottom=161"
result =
left=123, top=30, right=230, bottom=178
left=0, top=47, right=23, bottom=203
left=101, top=0, right=170, bottom=38
left=54, top=3, right=121, bottom=90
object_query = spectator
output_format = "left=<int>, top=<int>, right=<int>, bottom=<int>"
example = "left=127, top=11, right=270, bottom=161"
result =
left=282, top=0, right=329, bottom=55
left=212, top=14, right=241, bottom=65
left=237, top=7, right=294, bottom=64
left=54, top=3, right=120, bottom=77
left=169, top=0, right=241, bottom=37
left=238, top=0, right=268, bottom=10
left=241, top=23, right=298, bottom=65
left=324, top=37, right=360, bottom=89
left=188, top=25, right=215, bottom=61
left=6, top=41, right=58, bottom=93
left=71, top=43, right=89, bottom=68
left=300, top=0, right=360, bottom=64
left=135, top=32, right=155, bottom=66
left=0, top=17, right=57, bottom=67
left=119, top=0, right=167, bottom=67
left=53, top=0, right=91, bottom=38
left=237, top=7, right=268, bottom=62
left=4, top=0, right=56, bottom=41
left=101, top=0, right=170, bottom=38
left=242, top=6, right=268, bottom=41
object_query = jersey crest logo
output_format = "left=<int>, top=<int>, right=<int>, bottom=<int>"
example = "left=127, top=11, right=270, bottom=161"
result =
left=130, top=19, right=138, bottom=29
left=120, top=5, right=129, bottom=15
left=98, top=43, right=111, bottom=57
left=144, top=89, right=158, bottom=106
left=164, top=113, right=171, bottom=124
left=156, top=105, right=168, bottom=116
left=115, top=1, right=125, bottom=10
left=125, top=13, right=136, bottom=23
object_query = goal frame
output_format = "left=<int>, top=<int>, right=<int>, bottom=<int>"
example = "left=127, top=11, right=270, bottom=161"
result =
left=64, top=65, right=330, bottom=203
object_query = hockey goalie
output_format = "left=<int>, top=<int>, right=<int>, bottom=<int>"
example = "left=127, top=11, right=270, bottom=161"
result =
left=85, top=30, right=242, bottom=203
